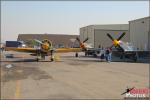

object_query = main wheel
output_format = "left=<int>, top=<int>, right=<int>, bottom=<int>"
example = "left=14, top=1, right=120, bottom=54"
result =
left=133, top=55, right=137, bottom=62
left=36, top=58, right=39, bottom=62
left=85, top=52, right=88, bottom=56
left=75, top=52, right=78, bottom=57
left=51, top=58, right=54, bottom=61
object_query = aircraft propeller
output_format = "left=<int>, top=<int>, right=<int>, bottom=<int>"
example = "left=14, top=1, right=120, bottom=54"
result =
left=34, top=39, right=53, bottom=61
left=121, top=87, right=135, bottom=95
left=76, top=37, right=81, bottom=43
left=107, top=33, right=114, bottom=41
left=34, top=39, right=43, bottom=44
left=76, top=37, right=89, bottom=51
left=83, top=37, right=89, bottom=43
left=76, top=37, right=89, bottom=43
left=117, top=32, right=126, bottom=41
left=107, top=32, right=126, bottom=51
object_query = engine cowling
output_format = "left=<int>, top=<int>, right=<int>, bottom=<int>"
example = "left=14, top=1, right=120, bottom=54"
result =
left=41, top=39, right=52, bottom=52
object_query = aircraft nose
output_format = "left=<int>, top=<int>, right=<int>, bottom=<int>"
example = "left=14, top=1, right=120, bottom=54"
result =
left=113, top=40, right=119, bottom=46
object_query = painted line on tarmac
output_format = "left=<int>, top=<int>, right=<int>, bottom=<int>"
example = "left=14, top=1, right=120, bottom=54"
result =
left=13, top=80, right=21, bottom=99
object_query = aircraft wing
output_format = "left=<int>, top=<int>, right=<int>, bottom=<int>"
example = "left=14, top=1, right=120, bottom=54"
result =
left=55, top=48, right=82, bottom=53
left=125, top=50, right=150, bottom=52
left=5, top=47, right=37, bottom=53
left=5, top=47, right=83, bottom=53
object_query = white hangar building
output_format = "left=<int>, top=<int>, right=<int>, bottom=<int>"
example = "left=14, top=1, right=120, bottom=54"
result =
left=129, top=16, right=150, bottom=51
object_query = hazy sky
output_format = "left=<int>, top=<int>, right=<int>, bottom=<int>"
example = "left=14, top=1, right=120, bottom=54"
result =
left=1, top=1, right=149, bottom=42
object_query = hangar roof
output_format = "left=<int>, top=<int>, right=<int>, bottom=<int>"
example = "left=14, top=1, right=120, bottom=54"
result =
left=80, top=24, right=129, bottom=30
left=129, top=16, right=150, bottom=22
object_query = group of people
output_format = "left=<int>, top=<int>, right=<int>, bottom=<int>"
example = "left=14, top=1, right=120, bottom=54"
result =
left=99, top=47, right=112, bottom=62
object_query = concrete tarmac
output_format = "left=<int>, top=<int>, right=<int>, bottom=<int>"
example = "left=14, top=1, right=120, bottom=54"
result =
left=0, top=51, right=149, bottom=99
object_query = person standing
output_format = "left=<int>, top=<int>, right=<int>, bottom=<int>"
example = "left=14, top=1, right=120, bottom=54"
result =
left=100, top=47, right=105, bottom=62
left=108, top=48, right=112, bottom=62
left=105, top=48, right=111, bottom=62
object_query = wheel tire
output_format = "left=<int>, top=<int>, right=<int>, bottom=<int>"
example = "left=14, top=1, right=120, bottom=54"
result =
left=133, top=56, right=137, bottom=62
left=75, top=53, right=78, bottom=57
left=85, top=52, right=88, bottom=56
left=36, top=58, right=39, bottom=62
left=51, top=58, right=54, bottom=61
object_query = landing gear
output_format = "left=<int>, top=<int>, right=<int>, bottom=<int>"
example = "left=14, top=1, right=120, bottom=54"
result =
left=36, top=58, right=39, bottom=62
left=41, top=55, right=45, bottom=60
left=75, top=52, right=78, bottom=57
left=85, top=52, right=88, bottom=56
left=51, top=58, right=54, bottom=61
left=50, top=50, right=54, bottom=62
left=133, top=56, right=137, bottom=62
left=132, top=52, right=138, bottom=62
left=36, top=50, right=41, bottom=62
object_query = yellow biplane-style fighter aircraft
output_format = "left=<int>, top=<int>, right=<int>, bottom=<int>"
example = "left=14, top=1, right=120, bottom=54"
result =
left=5, top=37, right=88, bottom=61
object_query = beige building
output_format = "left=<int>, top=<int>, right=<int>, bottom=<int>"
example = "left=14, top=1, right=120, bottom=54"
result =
left=129, top=16, right=150, bottom=51
left=17, top=34, right=79, bottom=48
left=80, top=24, right=129, bottom=48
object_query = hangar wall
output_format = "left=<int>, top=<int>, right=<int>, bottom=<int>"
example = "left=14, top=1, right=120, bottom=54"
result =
left=129, top=17, right=150, bottom=50
left=149, top=31, right=150, bottom=50
left=17, top=34, right=79, bottom=48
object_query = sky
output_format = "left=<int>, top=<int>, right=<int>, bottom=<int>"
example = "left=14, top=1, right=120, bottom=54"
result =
left=1, top=1, right=149, bottom=42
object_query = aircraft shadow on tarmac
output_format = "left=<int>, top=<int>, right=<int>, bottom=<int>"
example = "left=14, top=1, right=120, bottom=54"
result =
left=62, top=56, right=150, bottom=64
left=0, top=59, right=54, bottom=62
left=1, top=57, right=149, bottom=63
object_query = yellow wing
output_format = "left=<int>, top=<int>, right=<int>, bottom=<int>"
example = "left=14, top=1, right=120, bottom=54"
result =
left=5, top=47, right=82, bottom=53
left=55, top=48, right=82, bottom=53
left=5, top=47, right=37, bottom=53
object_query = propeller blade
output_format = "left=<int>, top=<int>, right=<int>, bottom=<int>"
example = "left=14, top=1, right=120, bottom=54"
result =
left=34, top=39, right=43, bottom=44
left=121, top=91, right=127, bottom=95
left=130, top=87, right=135, bottom=91
left=76, top=37, right=81, bottom=43
left=117, top=32, right=126, bottom=41
left=76, top=37, right=87, bottom=50
left=83, top=37, right=89, bottom=43
left=115, top=44, right=124, bottom=52
left=107, top=33, right=114, bottom=41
